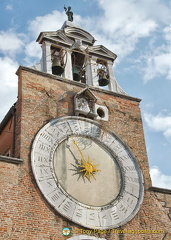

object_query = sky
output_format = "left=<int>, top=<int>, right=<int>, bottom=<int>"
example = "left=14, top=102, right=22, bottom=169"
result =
left=0, top=0, right=171, bottom=189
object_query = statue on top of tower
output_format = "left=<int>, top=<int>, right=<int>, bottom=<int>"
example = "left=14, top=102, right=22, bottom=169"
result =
left=64, top=5, right=73, bottom=22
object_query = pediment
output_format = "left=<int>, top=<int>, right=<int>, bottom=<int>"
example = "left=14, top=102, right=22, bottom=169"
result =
left=75, top=87, right=97, bottom=102
left=64, top=27, right=95, bottom=46
left=36, top=30, right=73, bottom=46
left=87, top=45, right=117, bottom=61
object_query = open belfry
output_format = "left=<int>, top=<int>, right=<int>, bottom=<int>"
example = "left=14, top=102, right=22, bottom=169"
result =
left=0, top=8, right=171, bottom=240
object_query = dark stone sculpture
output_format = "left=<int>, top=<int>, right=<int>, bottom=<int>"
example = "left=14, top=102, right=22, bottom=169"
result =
left=64, top=6, right=73, bottom=22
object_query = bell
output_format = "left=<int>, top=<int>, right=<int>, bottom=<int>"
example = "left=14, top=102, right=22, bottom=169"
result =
left=98, top=71, right=109, bottom=86
left=52, top=57, right=64, bottom=76
left=98, top=77, right=109, bottom=86
left=73, top=65, right=80, bottom=81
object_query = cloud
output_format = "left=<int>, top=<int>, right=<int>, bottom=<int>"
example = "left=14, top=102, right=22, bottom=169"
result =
left=98, top=0, right=157, bottom=36
left=143, top=25, right=171, bottom=82
left=150, top=166, right=171, bottom=189
left=6, top=4, right=13, bottom=11
left=0, top=57, right=18, bottom=121
left=25, top=41, right=41, bottom=58
left=144, top=53, right=171, bottom=81
left=24, top=41, right=42, bottom=66
left=25, top=10, right=69, bottom=65
left=0, top=30, right=25, bottom=57
left=25, top=1, right=171, bottom=66
left=89, top=0, right=158, bottom=59
left=89, top=0, right=171, bottom=77
left=144, top=112, right=171, bottom=138
left=28, top=10, right=66, bottom=38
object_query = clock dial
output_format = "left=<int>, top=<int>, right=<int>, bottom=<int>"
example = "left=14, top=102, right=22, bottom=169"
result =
left=31, top=116, right=144, bottom=229
left=53, top=136, right=121, bottom=206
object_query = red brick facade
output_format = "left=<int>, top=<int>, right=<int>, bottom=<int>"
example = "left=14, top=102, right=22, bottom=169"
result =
left=0, top=108, right=15, bottom=157
left=0, top=66, right=171, bottom=239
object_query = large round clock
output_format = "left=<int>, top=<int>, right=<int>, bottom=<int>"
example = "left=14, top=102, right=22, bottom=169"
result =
left=31, top=116, right=144, bottom=229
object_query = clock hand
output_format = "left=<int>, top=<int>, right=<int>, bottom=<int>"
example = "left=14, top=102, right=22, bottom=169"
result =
left=73, top=139, right=87, bottom=163
left=72, top=138, right=101, bottom=181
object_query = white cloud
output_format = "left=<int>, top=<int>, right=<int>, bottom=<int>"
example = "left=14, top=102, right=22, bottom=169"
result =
left=89, top=0, right=171, bottom=76
left=28, top=10, right=66, bottom=38
left=144, top=52, right=171, bottom=82
left=89, top=0, right=158, bottom=59
left=143, top=25, right=171, bottom=82
left=163, top=25, right=171, bottom=41
left=0, top=30, right=25, bottom=57
left=0, top=57, right=18, bottom=121
left=0, top=57, right=18, bottom=87
left=144, top=112, right=171, bottom=138
left=25, top=10, right=69, bottom=65
left=98, top=0, right=157, bottom=36
left=150, top=166, right=171, bottom=189
left=24, top=41, right=42, bottom=66
left=25, top=41, right=41, bottom=59
left=6, top=4, right=13, bottom=11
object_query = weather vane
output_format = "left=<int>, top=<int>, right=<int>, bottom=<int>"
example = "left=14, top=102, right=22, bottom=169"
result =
left=64, top=5, right=73, bottom=22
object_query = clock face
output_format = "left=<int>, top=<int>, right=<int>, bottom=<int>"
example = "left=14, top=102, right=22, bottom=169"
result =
left=53, top=135, right=121, bottom=206
left=31, top=116, right=144, bottom=229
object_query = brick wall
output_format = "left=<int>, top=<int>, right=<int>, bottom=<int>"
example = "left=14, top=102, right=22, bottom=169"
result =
left=0, top=66, right=171, bottom=240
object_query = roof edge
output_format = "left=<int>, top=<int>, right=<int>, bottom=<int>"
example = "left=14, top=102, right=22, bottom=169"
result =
left=0, top=103, right=16, bottom=133
left=149, top=186, right=171, bottom=195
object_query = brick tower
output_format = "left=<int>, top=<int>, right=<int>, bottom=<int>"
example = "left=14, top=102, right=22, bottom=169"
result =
left=0, top=18, right=171, bottom=240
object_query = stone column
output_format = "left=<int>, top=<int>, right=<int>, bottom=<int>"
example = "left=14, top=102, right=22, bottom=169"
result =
left=64, top=50, right=73, bottom=80
left=41, top=41, right=52, bottom=74
left=89, top=57, right=99, bottom=87
left=107, top=61, right=115, bottom=91
left=85, top=56, right=93, bottom=86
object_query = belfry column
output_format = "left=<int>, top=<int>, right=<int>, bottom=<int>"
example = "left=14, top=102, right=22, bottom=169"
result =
left=64, top=50, right=73, bottom=80
left=41, top=41, right=52, bottom=74
left=107, top=61, right=115, bottom=91
left=85, top=57, right=93, bottom=86
left=89, top=57, right=99, bottom=87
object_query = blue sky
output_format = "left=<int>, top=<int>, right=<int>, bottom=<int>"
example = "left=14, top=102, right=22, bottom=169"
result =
left=0, top=0, right=171, bottom=189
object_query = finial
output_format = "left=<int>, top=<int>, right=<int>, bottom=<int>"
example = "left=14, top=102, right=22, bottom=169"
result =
left=64, top=5, right=73, bottom=22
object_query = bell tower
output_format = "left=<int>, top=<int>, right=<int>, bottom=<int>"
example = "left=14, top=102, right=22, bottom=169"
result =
left=1, top=9, right=171, bottom=240
left=35, top=21, right=126, bottom=95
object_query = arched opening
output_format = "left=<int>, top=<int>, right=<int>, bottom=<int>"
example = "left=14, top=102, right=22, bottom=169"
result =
left=51, top=46, right=66, bottom=76
left=97, top=59, right=109, bottom=87
left=72, top=50, right=86, bottom=83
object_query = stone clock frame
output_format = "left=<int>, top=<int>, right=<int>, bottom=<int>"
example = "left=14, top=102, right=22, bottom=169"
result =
left=31, top=116, right=144, bottom=229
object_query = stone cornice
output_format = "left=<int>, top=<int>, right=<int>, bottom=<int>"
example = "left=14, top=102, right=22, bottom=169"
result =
left=16, top=65, right=141, bottom=103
